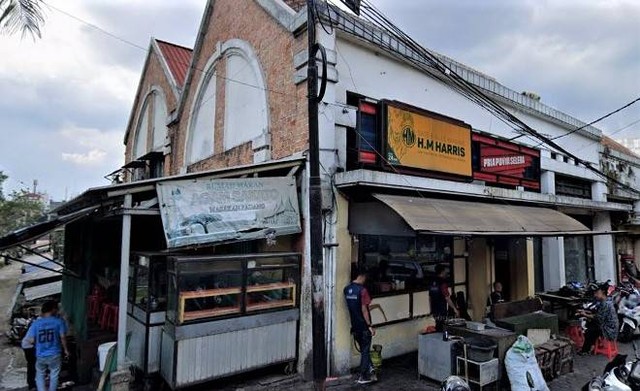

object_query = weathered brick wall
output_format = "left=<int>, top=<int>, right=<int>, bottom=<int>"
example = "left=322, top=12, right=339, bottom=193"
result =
left=123, top=48, right=178, bottom=176
left=172, top=0, right=309, bottom=175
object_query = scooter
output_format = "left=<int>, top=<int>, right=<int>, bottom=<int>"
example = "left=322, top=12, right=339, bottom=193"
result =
left=618, top=289, right=640, bottom=342
left=582, top=342, right=640, bottom=391
left=5, top=314, right=34, bottom=344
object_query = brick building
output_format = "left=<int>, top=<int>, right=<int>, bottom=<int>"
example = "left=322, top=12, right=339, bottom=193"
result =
left=109, top=0, right=638, bottom=383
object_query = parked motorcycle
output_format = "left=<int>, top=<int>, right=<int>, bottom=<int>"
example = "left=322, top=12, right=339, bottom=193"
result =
left=618, top=288, right=640, bottom=342
left=582, top=342, right=640, bottom=391
left=5, top=310, right=36, bottom=344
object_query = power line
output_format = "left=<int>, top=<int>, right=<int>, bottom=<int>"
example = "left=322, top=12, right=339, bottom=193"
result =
left=330, top=0, right=640, bottom=196
left=526, top=96, right=640, bottom=147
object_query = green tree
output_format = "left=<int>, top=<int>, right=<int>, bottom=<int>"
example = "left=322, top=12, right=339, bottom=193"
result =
left=0, top=0, right=46, bottom=38
left=0, top=172, right=45, bottom=236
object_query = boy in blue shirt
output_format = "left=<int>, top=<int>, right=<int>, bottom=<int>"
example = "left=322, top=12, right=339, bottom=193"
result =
left=24, top=301, right=69, bottom=391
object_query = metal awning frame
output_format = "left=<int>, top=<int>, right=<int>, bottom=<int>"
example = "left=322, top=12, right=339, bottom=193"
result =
left=413, top=230, right=627, bottom=237
left=17, top=245, right=65, bottom=269
left=3, top=254, right=79, bottom=278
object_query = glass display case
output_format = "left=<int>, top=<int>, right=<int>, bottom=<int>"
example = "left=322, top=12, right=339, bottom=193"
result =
left=167, top=253, right=300, bottom=325
left=126, top=253, right=169, bottom=376
left=129, top=254, right=168, bottom=312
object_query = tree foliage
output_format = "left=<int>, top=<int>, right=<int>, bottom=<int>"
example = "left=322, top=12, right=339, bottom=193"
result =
left=0, top=0, right=46, bottom=39
left=0, top=171, right=45, bottom=236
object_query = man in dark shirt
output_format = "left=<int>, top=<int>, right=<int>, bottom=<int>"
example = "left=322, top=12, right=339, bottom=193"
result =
left=344, top=268, right=377, bottom=384
left=429, top=264, right=459, bottom=331
left=577, top=283, right=619, bottom=355
left=486, top=281, right=505, bottom=320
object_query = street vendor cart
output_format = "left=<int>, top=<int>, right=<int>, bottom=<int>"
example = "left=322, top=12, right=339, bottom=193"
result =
left=159, top=252, right=300, bottom=389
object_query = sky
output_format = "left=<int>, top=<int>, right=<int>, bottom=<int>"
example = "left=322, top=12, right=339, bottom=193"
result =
left=0, top=0, right=638, bottom=200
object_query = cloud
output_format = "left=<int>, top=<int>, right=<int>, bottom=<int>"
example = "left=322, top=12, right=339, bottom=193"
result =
left=0, top=0, right=203, bottom=200
left=374, top=0, right=640, bottom=138
left=62, top=150, right=107, bottom=165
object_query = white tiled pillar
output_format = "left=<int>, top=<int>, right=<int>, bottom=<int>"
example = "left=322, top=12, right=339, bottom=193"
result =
left=592, top=181, right=608, bottom=202
left=542, top=237, right=565, bottom=290
left=540, top=170, right=556, bottom=195
left=593, top=212, right=616, bottom=282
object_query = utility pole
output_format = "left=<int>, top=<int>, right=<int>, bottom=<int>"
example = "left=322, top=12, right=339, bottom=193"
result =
left=306, top=0, right=327, bottom=385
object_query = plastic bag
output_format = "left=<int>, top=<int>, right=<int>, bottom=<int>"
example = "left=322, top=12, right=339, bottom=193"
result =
left=505, top=335, right=549, bottom=391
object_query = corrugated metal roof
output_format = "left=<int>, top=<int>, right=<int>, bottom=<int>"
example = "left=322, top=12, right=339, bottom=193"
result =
left=602, top=136, right=638, bottom=157
left=23, top=281, right=62, bottom=301
left=156, top=40, right=193, bottom=88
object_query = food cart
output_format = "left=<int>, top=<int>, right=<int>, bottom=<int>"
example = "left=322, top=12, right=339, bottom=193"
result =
left=126, top=253, right=168, bottom=380
left=159, top=252, right=300, bottom=389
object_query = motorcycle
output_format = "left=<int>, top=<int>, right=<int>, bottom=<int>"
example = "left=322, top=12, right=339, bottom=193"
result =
left=6, top=316, right=34, bottom=344
left=616, top=283, right=640, bottom=342
left=582, top=342, right=640, bottom=391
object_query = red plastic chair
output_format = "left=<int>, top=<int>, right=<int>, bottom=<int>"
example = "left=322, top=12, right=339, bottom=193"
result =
left=99, top=304, right=119, bottom=333
left=593, top=337, right=618, bottom=360
left=87, top=295, right=103, bottom=323
left=565, top=324, right=584, bottom=350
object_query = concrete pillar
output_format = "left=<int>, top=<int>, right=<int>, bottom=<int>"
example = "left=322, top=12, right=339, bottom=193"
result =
left=593, top=212, right=616, bottom=282
left=592, top=181, right=608, bottom=202
left=540, top=171, right=556, bottom=195
left=109, top=369, right=132, bottom=391
left=542, top=237, right=565, bottom=290
left=331, top=193, right=353, bottom=376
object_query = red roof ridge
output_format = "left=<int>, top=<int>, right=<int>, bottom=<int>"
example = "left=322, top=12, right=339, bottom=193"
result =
left=154, top=38, right=193, bottom=53
left=154, top=38, right=193, bottom=88
left=602, top=135, right=638, bottom=157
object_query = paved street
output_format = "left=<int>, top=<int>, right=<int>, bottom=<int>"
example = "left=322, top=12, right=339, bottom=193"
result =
left=0, top=260, right=636, bottom=391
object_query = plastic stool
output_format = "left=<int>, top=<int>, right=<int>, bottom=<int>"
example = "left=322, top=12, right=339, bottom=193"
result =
left=99, top=304, right=119, bottom=333
left=565, top=324, right=584, bottom=350
left=87, top=295, right=103, bottom=323
left=593, top=337, right=618, bottom=360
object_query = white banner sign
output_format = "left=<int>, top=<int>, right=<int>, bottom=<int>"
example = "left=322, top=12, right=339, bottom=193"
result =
left=157, top=176, right=301, bottom=248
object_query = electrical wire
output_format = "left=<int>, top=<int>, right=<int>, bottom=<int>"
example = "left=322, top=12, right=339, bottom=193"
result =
left=330, top=0, right=640, bottom=196
left=50, top=1, right=640, bottom=196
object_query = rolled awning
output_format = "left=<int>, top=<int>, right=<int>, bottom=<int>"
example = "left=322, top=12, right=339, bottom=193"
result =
left=373, top=194, right=603, bottom=236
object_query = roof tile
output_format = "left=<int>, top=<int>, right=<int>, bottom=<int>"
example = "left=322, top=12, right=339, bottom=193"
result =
left=156, top=39, right=193, bottom=88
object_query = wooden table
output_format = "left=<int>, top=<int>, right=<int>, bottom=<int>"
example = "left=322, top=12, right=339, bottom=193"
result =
left=495, top=312, right=559, bottom=336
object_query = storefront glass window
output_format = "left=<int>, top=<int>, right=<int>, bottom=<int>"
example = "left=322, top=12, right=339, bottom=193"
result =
left=357, top=234, right=453, bottom=296
left=564, top=236, right=594, bottom=283
left=128, top=255, right=168, bottom=311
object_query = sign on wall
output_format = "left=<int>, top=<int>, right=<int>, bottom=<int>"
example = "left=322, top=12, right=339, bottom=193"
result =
left=157, top=176, right=301, bottom=248
left=384, top=102, right=472, bottom=177
left=472, top=133, right=540, bottom=190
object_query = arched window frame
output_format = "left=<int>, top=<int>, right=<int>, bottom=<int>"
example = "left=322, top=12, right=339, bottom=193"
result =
left=222, top=39, right=269, bottom=151
left=183, top=39, right=270, bottom=168
left=131, top=86, right=169, bottom=160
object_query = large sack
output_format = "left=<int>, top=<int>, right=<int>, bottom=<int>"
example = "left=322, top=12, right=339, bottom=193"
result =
left=505, top=335, right=550, bottom=391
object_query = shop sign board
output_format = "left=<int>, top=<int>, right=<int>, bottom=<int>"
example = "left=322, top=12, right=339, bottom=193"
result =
left=384, top=101, right=472, bottom=177
left=472, top=133, right=541, bottom=190
left=157, top=176, right=301, bottom=248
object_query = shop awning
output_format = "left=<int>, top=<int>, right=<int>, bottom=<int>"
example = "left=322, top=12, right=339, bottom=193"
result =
left=0, top=206, right=97, bottom=252
left=373, top=194, right=603, bottom=236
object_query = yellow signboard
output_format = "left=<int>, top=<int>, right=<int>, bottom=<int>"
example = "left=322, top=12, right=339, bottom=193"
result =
left=385, top=103, right=472, bottom=177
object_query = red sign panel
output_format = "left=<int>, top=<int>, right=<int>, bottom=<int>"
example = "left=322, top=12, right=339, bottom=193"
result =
left=472, top=134, right=540, bottom=190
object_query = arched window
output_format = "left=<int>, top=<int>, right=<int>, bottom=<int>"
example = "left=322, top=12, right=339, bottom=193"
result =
left=224, top=48, right=268, bottom=150
left=152, top=91, right=168, bottom=150
left=133, top=100, right=150, bottom=159
left=186, top=70, right=217, bottom=164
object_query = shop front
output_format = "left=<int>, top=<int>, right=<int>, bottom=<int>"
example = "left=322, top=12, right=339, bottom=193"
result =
left=0, top=158, right=308, bottom=389
left=331, top=99, right=592, bottom=372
